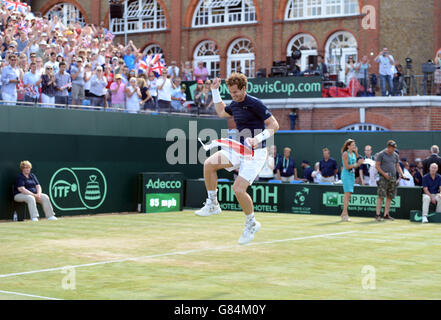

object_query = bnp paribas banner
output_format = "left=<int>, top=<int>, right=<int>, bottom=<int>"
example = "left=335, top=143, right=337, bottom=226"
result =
left=183, top=76, right=322, bottom=101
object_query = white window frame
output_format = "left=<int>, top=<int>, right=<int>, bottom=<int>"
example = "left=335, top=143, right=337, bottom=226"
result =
left=193, top=40, right=220, bottom=79
left=227, top=38, right=255, bottom=78
left=192, top=0, right=257, bottom=28
left=342, top=123, right=387, bottom=131
left=110, top=0, right=166, bottom=35
left=285, top=0, right=359, bottom=21
left=143, top=44, right=163, bottom=56
left=45, top=3, right=84, bottom=27
left=325, top=31, right=358, bottom=83
left=287, top=34, right=318, bottom=72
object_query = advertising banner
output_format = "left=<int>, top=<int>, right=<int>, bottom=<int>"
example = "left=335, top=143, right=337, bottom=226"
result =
left=183, top=76, right=322, bottom=101
left=139, top=172, right=184, bottom=213
left=185, top=180, right=423, bottom=220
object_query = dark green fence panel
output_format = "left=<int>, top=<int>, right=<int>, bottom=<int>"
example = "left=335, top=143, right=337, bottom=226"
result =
left=0, top=106, right=226, bottom=220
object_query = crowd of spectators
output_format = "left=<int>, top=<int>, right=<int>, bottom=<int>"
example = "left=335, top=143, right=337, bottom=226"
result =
left=0, top=2, right=218, bottom=114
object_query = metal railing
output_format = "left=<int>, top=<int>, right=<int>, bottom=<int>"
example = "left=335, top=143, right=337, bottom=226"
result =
left=1, top=100, right=219, bottom=118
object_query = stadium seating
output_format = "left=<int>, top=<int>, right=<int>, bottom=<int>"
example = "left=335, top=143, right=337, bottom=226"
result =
left=290, top=180, right=304, bottom=184
left=268, top=180, right=282, bottom=184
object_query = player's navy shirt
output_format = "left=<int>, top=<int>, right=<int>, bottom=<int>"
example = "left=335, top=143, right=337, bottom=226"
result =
left=224, top=94, right=272, bottom=148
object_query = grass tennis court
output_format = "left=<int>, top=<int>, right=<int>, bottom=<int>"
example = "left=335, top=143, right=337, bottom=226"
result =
left=0, top=211, right=440, bottom=300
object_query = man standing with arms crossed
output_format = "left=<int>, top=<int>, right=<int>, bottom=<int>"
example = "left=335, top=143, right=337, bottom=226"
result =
left=195, top=73, right=279, bottom=245
left=375, top=140, right=405, bottom=221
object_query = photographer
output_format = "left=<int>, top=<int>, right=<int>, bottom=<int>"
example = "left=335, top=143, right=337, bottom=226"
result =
left=374, top=48, right=395, bottom=96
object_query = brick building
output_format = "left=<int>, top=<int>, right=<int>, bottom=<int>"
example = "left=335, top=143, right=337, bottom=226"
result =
left=29, top=0, right=441, bottom=132
left=30, top=0, right=441, bottom=79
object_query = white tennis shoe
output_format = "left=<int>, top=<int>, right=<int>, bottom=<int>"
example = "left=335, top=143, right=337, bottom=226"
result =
left=195, top=199, right=222, bottom=217
left=48, top=216, right=58, bottom=221
left=238, top=220, right=261, bottom=245
left=422, top=215, right=429, bottom=224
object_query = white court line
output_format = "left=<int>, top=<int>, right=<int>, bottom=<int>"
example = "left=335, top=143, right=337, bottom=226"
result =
left=0, top=289, right=62, bottom=300
left=0, top=231, right=355, bottom=279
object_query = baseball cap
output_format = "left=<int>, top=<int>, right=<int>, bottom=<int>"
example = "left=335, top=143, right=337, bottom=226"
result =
left=197, top=79, right=203, bottom=84
left=39, top=40, right=47, bottom=45
left=415, top=158, right=422, bottom=162
left=115, top=74, right=122, bottom=79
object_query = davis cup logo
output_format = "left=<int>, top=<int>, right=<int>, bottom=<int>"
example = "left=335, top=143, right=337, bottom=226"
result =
left=49, top=168, right=107, bottom=211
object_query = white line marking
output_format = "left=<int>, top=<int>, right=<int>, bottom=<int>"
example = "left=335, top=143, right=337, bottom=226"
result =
left=0, top=231, right=355, bottom=279
left=0, top=289, right=62, bottom=300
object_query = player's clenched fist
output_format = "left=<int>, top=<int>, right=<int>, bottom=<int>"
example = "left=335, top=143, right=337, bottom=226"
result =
left=211, top=78, right=221, bottom=90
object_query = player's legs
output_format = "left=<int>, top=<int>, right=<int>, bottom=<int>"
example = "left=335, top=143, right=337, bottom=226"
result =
left=203, top=151, right=234, bottom=191
left=195, top=151, right=233, bottom=217
left=235, top=149, right=267, bottom=245
left=232, top=176, right=253, bottom=215
left=235, top=175, right=261, bottom=245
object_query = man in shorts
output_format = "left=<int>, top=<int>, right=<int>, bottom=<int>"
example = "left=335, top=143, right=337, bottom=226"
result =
left=375, top=140, right=405, bottom=221
left=195, top=73, right=280, bottom=245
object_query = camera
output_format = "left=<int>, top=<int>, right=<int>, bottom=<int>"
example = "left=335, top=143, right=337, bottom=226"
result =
left=405, top=57, right=413, bottom=69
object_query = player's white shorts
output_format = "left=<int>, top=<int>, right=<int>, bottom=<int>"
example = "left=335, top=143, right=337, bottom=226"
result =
left=220, top=147, right=268, bottom=185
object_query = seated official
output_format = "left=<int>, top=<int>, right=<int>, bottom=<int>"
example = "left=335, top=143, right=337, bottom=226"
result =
left=301, top=160, right=314, bottom=183
left=13, top=161, right=58, bottom=222
left=276, top=147, right=297, bottom=182
left=421, top=163, right=441, bottom=224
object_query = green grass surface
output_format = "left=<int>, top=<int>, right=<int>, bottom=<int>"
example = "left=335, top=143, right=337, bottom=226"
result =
left=0, top=211, right=440, bottom=300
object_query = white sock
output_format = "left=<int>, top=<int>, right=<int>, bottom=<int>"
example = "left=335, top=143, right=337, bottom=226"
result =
left=246, top=213, right=255, bottom=223
left=207, top=190, right=217, bottom=202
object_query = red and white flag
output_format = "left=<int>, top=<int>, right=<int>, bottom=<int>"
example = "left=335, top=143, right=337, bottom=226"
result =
left=198, top=138, right=254, bottom=158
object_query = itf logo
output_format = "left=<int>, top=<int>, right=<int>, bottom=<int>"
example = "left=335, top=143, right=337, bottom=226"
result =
left=49, top=168, right=107, bottom=211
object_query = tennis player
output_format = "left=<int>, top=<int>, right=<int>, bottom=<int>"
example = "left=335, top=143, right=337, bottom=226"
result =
left=195, top=73, right=279, bottom=245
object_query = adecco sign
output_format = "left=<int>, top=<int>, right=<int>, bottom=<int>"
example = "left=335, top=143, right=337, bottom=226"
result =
left=146, top=178, right=182, bottom=190
left=139, top=172, right=184, bottom=213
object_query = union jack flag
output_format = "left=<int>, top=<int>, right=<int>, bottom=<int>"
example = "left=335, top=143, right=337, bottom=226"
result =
left=3, top=1, right=28, bottom=13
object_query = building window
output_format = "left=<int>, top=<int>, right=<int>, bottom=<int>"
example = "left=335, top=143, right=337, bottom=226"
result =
left=45, top=3, right=84, bottom=27
left=325, top=31, right=357, bottom=83
left=143, top=44, right=164, bottom=56
left=287, top=34, right=318, bottom=72
left=193, top=40, right=220, bottom=79
left=227, top=38, right=255, bottom=78
left=285, top=0, right=359, bottom=20
left=110, top=0, right=166, bottom=35
left=192, top=0, right=257, bottom=28
left=342, top=123, right=387, bottom=131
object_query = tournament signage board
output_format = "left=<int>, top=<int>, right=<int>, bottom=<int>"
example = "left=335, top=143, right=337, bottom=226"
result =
left=139, top=172, right=184, bottom=213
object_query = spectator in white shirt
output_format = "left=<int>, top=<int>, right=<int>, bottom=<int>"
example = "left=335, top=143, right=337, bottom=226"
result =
left=156, top=68, right=174, bottom=111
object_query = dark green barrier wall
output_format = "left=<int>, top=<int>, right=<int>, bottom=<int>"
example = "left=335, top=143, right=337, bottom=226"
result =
left=274, top=131, right=441, bottom=177
left=0, top=106, right=226, bottom=220
left=185, top=180, right=422, bottom=219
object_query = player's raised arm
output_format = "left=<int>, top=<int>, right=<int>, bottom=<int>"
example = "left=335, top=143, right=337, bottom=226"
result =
left=211, top=78, right=231, bottom=118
